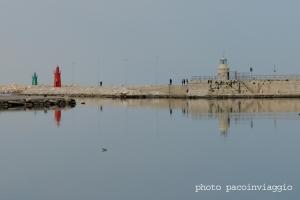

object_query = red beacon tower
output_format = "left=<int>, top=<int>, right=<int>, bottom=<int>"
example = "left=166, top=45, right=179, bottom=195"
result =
left=54, top=65, right=62, bottom=87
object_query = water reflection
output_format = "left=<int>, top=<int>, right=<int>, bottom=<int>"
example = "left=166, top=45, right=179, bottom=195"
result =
left=79, top=98, right=300, bottom=135
left=1, top=98, right=299, bottom=200
left=0, top=107, right=69, bottom=127
left=1, top=98, right=300, bottom=135
left=54, top=110, right=62, bottom=127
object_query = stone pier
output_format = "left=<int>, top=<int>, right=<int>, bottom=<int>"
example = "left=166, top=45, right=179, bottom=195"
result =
left=1, top=80, right=300, bottom=99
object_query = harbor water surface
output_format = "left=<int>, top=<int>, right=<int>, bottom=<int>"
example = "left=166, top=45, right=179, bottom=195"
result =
left=0, top=98, right=299, bottom=200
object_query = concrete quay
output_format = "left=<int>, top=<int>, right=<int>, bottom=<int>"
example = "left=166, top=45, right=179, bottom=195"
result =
left=1, top=80, right=300, bottom=99
left=2, top=58, right=300, bottom=99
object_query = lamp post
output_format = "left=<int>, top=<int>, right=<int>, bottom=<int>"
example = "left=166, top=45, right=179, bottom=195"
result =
left=98, top=58, right=102, bottom=86
left=71, top=62, right=76, bottom=86
left=122, top=58, right=129, bottom=85
left=155, top=56, right=159, bottom=85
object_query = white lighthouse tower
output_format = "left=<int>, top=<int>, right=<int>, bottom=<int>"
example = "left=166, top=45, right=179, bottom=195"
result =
left=217, top=58, right=230, bottom=80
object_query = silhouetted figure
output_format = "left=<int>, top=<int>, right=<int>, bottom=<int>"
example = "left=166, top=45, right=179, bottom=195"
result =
left=99, top=81, right=103, bottom=86
left=169, top=78, right=172, bottom=85
left=183, top=79, right=186, bottom=85
left=186, top=79, right=188, bottom=84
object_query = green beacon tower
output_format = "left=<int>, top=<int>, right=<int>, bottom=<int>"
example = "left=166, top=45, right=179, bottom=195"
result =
left=32, top=72, right=38, bottom=86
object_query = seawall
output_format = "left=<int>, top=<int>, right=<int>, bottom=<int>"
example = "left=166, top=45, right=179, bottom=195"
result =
left=1, top=79, right=300, bottom=98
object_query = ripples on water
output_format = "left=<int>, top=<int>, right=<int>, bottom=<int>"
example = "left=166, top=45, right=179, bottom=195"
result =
left=0, top=99, right=299, bottom=200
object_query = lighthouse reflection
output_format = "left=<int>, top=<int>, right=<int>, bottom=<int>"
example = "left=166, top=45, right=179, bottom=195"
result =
left=81, top=98, right=300, bottom=136
left=174, top=99, right=300, bottom=136
left=54, top=110, right=62, bottom=127
left=0, top=106, right=70, bottom=127
left=3, top=98, right=298, bottom=134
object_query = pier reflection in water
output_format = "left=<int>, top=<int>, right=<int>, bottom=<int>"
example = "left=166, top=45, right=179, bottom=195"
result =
left=0, top=98, right=300, bottom=200
left=80, top=98, right=300, bottom=136
left=2, top=98, right=299, bottom=134
left=54, top=110, right=62, bottom=127
left=0, top=107, right=67, bottom=127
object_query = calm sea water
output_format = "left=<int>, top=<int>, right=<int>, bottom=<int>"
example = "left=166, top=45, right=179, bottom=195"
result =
left=0, top=99, right=299, bottom=200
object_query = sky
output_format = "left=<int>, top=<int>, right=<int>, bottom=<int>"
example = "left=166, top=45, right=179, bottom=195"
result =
left=0, top=0, right=300, bottom=85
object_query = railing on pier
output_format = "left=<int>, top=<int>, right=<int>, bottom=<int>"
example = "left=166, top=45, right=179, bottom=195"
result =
left=238, top=74, right=300, bottom=80
left=191, top=72, right=300, bottom=82
left=190, top=75, right=218, bottom=81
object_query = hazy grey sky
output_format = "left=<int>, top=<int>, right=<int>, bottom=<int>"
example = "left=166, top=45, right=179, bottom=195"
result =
left=0, top=0, right=300, bottom=85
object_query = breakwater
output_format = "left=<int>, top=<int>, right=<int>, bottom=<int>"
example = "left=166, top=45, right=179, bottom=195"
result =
left=1, top=79, right=300, bottom=99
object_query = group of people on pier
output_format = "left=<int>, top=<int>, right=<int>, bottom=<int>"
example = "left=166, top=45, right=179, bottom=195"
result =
left=169, top=78, right=189, bottom=85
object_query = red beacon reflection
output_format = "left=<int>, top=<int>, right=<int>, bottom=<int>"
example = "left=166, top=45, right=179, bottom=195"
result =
left=54, top=65, right=62, bottom=87
left=54, top=110, right=62, bottom=127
